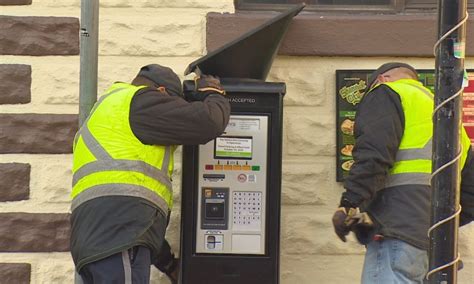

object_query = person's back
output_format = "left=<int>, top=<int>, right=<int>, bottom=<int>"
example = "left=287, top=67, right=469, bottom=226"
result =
left=331, top=62, right=474, bottom=284
left=70, top=64, right=230, bottom=283
left=359, top=77, right=438, bottom=248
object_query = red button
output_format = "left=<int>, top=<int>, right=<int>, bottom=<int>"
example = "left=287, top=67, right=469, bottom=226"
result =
left=205, top=165, right=214, bottom=170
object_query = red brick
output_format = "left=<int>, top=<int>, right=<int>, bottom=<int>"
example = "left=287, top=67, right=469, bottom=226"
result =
left=0, top=163, right=30, bottom=201
left=0, top=0, right=32, bottom=5
left=0, top=213, right=70, bottom=252
left=0, top=114, right=78, bottom=154
left=0, top=263, right=30, bottom=284
left=0, top=15, right=78, bottom=55
left=0, top=64, right=31, bottom=104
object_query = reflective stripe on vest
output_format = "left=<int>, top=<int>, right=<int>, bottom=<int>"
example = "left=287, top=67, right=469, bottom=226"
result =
left=379, top=79, right=470, bottom=188
left=71, top=83, right=173, bottom=213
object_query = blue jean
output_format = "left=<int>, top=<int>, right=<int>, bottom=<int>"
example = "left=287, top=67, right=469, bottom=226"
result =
left=361, top=238, right=428, bottom=284
left=79, top=246, right=151, bottom=284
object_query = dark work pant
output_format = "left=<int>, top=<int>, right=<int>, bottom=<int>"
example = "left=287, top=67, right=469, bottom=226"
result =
left=79, top=246, right=151, bottom=284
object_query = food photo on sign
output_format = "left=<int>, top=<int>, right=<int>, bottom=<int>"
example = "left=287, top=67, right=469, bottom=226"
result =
left=335, top=70, right=368, bottom=181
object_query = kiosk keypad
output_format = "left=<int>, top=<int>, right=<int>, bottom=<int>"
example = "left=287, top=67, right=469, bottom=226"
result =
left=196, top=115, right=268, bottom=254
left=233, top=191, right=262, bottom=230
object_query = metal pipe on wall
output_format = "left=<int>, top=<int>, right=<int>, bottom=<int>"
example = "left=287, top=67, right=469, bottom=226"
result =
left=79, top=0, right=99, bottom=127
left=75, top=1, right=99, bottom=283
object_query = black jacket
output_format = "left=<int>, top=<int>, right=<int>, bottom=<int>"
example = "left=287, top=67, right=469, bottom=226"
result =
left=71, top=86, right=230, bottom=271
left=342, top=84, right=474, bottom=249
left=129, top=87, right=230, bottom=145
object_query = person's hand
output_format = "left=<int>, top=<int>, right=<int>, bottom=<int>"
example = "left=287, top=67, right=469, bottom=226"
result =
left=195, top=75, right=225, bottom=95
left=155, top=257, right=179, bottom=284
left=332, top=207, right=353, bottom=242
left=186, top=75, right=226, bottom=101
left=164, top=258, right=179, bottom=284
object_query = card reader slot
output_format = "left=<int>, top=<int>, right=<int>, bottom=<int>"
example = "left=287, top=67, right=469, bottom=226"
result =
left=203, top=174, right=225, bottom=181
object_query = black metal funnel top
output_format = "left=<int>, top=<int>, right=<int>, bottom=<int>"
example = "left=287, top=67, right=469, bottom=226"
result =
left=184, top=4, right=305, bottom=80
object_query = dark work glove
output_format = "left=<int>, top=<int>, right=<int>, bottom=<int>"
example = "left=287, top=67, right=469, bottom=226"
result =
left=186, top=75, right=226, bottom=101
left=352, top=213, right=375, bottom=245
left=155, top=257, right=179, bottom=284
left=153, top=240, right=179, bottom=284
left=332, top=207, right=352, bottom=242
left=332, top=191, right=366, bottom=242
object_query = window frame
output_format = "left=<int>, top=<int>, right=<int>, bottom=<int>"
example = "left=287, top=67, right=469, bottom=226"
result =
left=234, top=0, right=405, bottom=13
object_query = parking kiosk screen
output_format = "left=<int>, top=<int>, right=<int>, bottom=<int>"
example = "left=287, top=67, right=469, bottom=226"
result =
left=196, top=115, right=268, bottom=255
left=215, top=136, right=253, bottom=159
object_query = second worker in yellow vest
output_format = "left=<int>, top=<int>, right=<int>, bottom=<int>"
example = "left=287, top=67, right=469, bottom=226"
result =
left=331, top=62, right=474, bottom=284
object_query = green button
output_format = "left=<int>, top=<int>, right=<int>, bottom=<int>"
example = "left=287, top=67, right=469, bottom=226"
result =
left=252, top=165, right=260, bottom=171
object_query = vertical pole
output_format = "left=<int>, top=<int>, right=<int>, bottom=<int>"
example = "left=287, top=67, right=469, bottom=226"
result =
left=79, top=0, right=99, bottom=126
left=430, top=0, right=466, bottom=283
left=75, top=1, right=99, bottom=282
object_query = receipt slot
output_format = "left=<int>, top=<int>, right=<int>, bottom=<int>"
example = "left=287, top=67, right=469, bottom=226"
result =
left=179, top=4, right=304, bottom=284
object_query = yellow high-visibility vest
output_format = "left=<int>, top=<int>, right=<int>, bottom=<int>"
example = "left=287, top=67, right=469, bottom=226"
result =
left=71, top=82, right=174, bottom=213
left=380, top=79, right=470, bottom=187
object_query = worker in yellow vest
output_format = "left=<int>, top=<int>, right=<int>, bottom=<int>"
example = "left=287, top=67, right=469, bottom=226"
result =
left=331, top=62, right=474, bottom=283
left=70, top=64, right=230, bottom=283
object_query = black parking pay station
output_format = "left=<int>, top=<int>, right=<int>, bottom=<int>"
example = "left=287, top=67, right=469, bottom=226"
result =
left=179, top=4, right=304, bottom=284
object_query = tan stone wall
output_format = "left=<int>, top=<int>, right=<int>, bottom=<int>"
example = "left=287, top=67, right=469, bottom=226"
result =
left=1, top=1, right=473, bottom=283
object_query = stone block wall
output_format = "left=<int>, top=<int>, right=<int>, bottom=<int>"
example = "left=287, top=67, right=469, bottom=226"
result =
left=0, top=0, right=473, bottom=283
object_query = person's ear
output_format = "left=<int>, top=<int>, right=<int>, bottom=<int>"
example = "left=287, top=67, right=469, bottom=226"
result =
left=377, top=74, right=385, bottom=83
left=157, top=86, right=169, bottom=95
left=378, top=74, right=394, bottom=84
left=370, top=76, right=382, bottom=88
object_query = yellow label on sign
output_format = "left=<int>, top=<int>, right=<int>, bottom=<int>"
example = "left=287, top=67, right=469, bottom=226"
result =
left=339, top=80, right=366, bottom=105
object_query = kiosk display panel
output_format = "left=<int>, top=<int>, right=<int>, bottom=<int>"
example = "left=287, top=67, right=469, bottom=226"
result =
left=196, top=115, right=268, bottom=255
left=215, top=135, right=253, bottom=160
